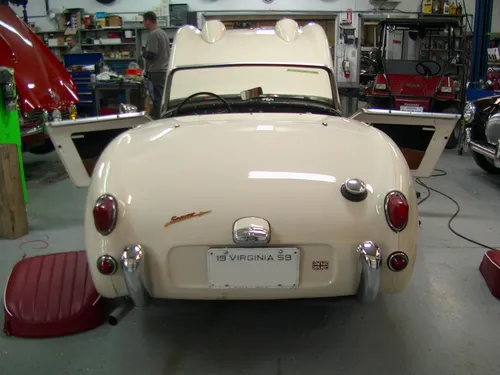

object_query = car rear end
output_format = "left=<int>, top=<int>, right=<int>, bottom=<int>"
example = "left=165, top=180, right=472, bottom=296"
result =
left=81, top=115, right=419, bottom=307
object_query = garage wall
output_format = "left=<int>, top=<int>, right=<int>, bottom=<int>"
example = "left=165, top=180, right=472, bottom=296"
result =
left=11, top=0, right=476, bottom=21
left=8, top=0, right=476, bottom=87
left=171, top=0, right=475, bottom=14
left=492, top=1, right=500, bottom=34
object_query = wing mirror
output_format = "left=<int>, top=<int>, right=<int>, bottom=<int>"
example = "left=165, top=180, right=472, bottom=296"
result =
left=119, top=103, right=138, bottom=114
left=240, top=87, right=263, bottom=100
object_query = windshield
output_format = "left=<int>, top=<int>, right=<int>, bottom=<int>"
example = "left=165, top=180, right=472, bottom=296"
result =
left=379, top=24, right=458, bottom=77
left=163, top=65, right=336, bottom=111
left=383, top=28, right=420, bottom=61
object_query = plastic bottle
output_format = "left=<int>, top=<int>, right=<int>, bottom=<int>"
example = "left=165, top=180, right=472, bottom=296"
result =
left=443, top=1, right=450, bottom=15
left=422, top=0, right=433, bottom=14
left=449, top=0, right=457, bottom=15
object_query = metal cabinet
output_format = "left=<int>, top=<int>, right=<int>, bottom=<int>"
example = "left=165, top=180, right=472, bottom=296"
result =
left=64, top=52, right=104, bottom=116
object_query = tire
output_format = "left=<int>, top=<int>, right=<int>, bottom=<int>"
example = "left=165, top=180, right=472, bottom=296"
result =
left=471, top=151, right=500, bottom=174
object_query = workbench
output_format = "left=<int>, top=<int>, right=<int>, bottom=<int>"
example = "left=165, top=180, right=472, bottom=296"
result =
left=90, top=80, right=146, bottom=114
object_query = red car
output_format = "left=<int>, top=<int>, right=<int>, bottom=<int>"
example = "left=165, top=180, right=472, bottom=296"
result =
left=0, top=5, right=79, bottom=154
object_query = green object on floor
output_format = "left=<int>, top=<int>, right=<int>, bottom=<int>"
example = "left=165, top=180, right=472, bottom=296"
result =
left=0, top=67, right=27, bottom=203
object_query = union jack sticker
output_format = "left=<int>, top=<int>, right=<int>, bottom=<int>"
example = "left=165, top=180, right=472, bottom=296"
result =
left=312, top=261, right=329, bottom=271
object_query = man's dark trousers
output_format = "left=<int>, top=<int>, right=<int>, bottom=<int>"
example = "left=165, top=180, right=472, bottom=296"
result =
left=147, top=72, right=166, bottom=120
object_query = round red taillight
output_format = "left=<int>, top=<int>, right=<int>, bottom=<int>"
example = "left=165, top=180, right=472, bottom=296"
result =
left=387, top=252, right=409, bottom=272
left=93, top=194, right=117, bottom=235
left=384, top=191, right=409, bottom=232
left=97, top=255, right=118, bottom=275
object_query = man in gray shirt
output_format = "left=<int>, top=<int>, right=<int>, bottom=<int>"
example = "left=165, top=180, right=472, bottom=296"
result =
left=142, top=11, right=171, bottom=120
left=65, top=35, right=83, bottom=54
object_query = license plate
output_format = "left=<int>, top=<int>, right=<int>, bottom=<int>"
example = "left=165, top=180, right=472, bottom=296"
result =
left=400, top=105, right=424, bottom=112
left=207, top=247, right=300, bottom=289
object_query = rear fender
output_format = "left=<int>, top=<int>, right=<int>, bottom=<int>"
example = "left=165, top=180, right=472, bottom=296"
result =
left=350, top=108, right=460, bottom=177
left=45, top=112, right=152, bottom=187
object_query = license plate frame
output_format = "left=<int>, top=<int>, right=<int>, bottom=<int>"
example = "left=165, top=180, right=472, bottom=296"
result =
left=400, top=105, right=424, bottom=112
left=207, top=247, right=300, bottom=289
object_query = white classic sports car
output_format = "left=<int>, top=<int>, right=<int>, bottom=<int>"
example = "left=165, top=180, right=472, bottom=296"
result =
left=46, top=19, right=459, bottom=324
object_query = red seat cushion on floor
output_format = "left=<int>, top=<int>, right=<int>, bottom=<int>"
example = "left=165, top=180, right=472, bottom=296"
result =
left=3, top=251, right=105, bottom=338
left=479, top=250, right=500, bottom=299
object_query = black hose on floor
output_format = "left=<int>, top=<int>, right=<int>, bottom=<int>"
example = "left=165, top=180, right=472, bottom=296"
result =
left=416, top=169, right=497, bottom=251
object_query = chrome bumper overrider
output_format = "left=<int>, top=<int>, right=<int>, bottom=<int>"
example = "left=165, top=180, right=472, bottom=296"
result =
left=20, top=124, right=44, bottom=138
left=465, top=128, right=500, bottom=162
left=121, top=244, right=150, bottom=307
left=356, top=241, right=382, bottom=303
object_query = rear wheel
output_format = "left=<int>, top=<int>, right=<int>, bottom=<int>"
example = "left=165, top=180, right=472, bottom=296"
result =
left=442, top=107, right=461, bottom=149
left=471, top=151, right=500, bottom=174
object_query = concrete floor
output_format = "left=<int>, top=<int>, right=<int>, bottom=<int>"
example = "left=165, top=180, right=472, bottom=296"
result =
left=1, top=149, right=500, bottom=375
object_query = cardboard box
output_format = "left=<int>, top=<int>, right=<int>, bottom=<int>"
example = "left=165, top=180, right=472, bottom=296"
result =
left=64, top=28, right=78, bottom=36
left=57, top=13, right=66, bottom=30
left=58, top=11, right=82, bottom=31
left=107, top=15, right=122, bottom=27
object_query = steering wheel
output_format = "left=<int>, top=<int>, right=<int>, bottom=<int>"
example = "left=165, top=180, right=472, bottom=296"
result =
left=416, top=61, right=442, bottom=77
left=175, top=92, right=233, bottom=116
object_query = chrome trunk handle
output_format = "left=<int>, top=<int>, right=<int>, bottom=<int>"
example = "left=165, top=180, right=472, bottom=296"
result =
left=232, top=217, right=271, bottom=245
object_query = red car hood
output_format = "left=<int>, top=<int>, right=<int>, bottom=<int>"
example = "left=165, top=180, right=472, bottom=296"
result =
left=0, top=6, right=78, bottom=114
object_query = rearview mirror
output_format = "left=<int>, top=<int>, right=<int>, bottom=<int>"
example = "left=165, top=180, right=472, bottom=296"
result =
left=240, top=87, right=263, bottom=100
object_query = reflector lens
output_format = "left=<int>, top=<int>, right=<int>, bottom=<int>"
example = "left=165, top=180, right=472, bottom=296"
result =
left=93, top=194, right=117, bottom=235
left=387, top=252, right=409, bottom=272
left=385, top=191, right=409, bottom=232
left=97, top=255, right=118, bottom=275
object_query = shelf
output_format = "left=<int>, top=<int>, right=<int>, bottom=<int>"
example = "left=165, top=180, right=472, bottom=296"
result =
left=421, top=49, right=464, bottom=52
left=35, top=30, right=66, bottom=34
left=42, top=25, right=178, bottom=71
left=81, top=42, right=136, bottom=46
left=79, top=26, right=179, bottom=31
left=104, top=58, right=135, bottom=61
left=418, top=13, right=468, bottom=18
left=80, top=27, right=135, bottom=31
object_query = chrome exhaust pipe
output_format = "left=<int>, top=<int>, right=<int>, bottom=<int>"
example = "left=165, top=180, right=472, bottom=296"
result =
left=108, top=300, right=134, bottom=326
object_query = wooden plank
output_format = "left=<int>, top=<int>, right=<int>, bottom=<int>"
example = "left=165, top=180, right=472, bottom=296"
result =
left=0, top=144, right=28, bottom=239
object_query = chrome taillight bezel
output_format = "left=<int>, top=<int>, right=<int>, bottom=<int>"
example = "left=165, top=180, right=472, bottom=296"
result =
left=93, top=194, right=118, bottom=236
left=384, top=190, right=409, bottom=232
left=96, top=255, right=118, bottom=275
left=387, top=251, right=409, bottom=272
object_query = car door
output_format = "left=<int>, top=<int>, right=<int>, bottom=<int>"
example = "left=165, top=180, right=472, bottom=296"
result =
left=350, top=108, right=460, bottom=177
left=45, top=112, right=152, bottom=187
